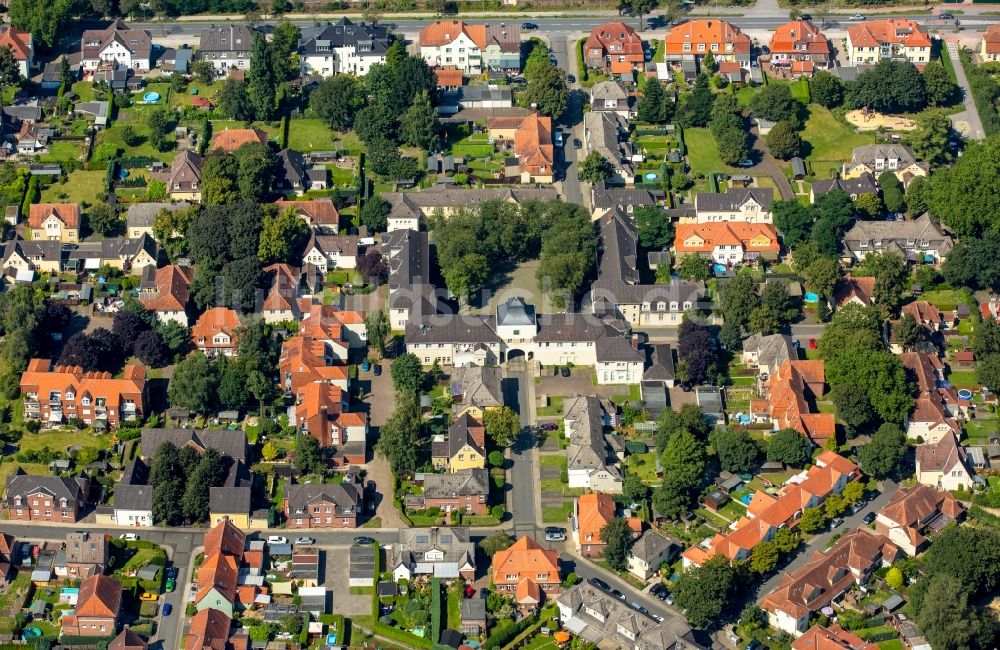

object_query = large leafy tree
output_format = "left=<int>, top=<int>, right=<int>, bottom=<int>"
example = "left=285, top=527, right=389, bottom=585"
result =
left=766, top=120, right=802, bottom=160
left=809, top=70, right=844, bottom=108
left=376, top=391, right=421, bottom=476
left=579, top=151, right=614, bottom=184
left=830, top=383, right=873, bottom=437
left=750, top=84, right=799, bottom=123
left=400, top=91, right=440, bottom=151
left=258, top=207, right=309, bottom=264
left=247, top=33, right=275, bottom=120
left=678, top=74, right=715, bottom=127
left=857, top=423, right=908, bottom=478
left=483, top=406, right=520, bottom=448
left=523, top=61, right=568, bottom=119
left=600, top=517, right=634, bottom=571
left=710, top=428, right=760, bottom=474
left=364, top=310, right=391, bottom=360
left=671, top=556, right=744, bottom=630
left=773, top=201, right=815, bottom=245
left=927, top=135, right=1000, bottom=237
left=848, top=59, right=927, bottom=113
left=10, top=0, right=75, bottom=47
left=310, top=75, right=363, bottom=132
left=168, top=352, right=221, bottom=413
left=766, top=429, right=812, bottom=467
left=390, top=353, right=423, bottom=393
left=269, top=20, right=300, bottom=83
left=634, top=205, right=672, bottom=249
left=720, top=273, right=760, bottom=331
left=922, top=61, right=956, bottom=107
left=878, top=171, right=906, bottom=215
left=677, top=319, right=718, bottom=385
left=637, top=75, right=670, bottom=124
left=908, top=111, right=953, bottom=165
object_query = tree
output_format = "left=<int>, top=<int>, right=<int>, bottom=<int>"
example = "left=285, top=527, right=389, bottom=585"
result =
left=200, top=156, right=239, bottom=206
left=772, top=528, right=800, bottom=554
left=483, top=406, right=520, bottom=448
left=656, top=404, right=710, bottom=452
left=677, top=254, right=710, bottom=281
left=908, top=110, right=953, bottom=165
left=798, top=507, right=827, bottom=534
left=914, top=573, right=1000, bottom=650
left=761, top=282, right=798, bottom=326
left=978, top=354, right=1000, bottom=393
left=158, top=320, right=191, bottom=359
left=701, top=50, right=715, bottom=73
left=922, top=61, right=956, bottom=107
left=671, top=556, right=742, bottom=630
left=719, top=320, right=742, bottom=352
left=810, top=70, right=844, bottom=108
left=678, top=319, right=717, bottom=386
left=152, top=475, right=184, bottom=525
left=309, top=75, right=363, bottom=132
left=617, top=0, right=658, bottom=29
left=622, top=470, right=650, bottom=504
left=660, top=428, right=707, bottom=509
left=842, top=481, right=865, bottom=506
left=364, top=310, right=390, bottom=360
left=720, top=273, right=760, bottom=330
left=855, top=192, right=883, bottom=219
left=376, top=391, right=421, bottom=476
left=710, top=428, right=760, bottom=474
left=831, top=383, right=873, bottom=437
left=359, top=197, right=390, bottom=234
left=358, top=250, right=387, bottom=285
left=218, top=78, right=253, bottom=121
left=638, top=75, right=668, bottom=124
left=183, top=448, right=225, bottom=522
left=293, top=433, right=324, bottom=474
left=579, top=151, right=615, bottom=184
left=634, top=206, right=672, bottom=248
left=10, top=0, right=76, bottom=48
left=168, top=353, right=221, bottom=413
left=803, top=256, right=842, bottom=301
left=258, top=208, right=309, bottom=264
left=773, top=201, right=815, bottom=246
left=113, top=310, right=151, bottom=346
left=390, top=353, right=422, bottom=393
left=848, top=59, right=927, bottom=113
left=766, top=120, right=802, bottom=160
left=748, top=306, right=781, bottom=336
left=886, top=566, right=905, bottom=590
left=766, top=429, right=812, bottom=467
left=192, top=60, right=215, bottom=84
left=481, top=531, right=515, bottom=556
left=247, top=34, right=275, bottom=120
left=712, top=116, right=752, bottom=166
left=247, top=370, right=275, bottom=419
left=877, top=171, right=906, bottom=215
left=218, top=360, right=250, bottom=410
left=269, top=20, right=300, bottom=83
left=58, top=329, right=125, bottom=373
left=234, top=142, right=274, bottom=204
left=749, top=541, right=779, bottom=575
left=858, top=423, right=908, bottom=479
left=751, top=84, right=799, bottom=123
left=861, top=250, right=907, bottom=311
left=134, top=330, right=167, bottom=367
left=523, top=61, right=568, bottom=119
left=261, top=442, right=278, bottom=461
left=146, top=108, right=173, bottom=152
left=893, top=313, right=924, bottom=351
left=600, top=518, right=634, bottom=572
left=824, top=493, right=847, bottom=518
left=678, top=74, right=715, bottom=128
left=85, top=204, right=122, bottom=238
left=400, top=91, right=440, bottom=150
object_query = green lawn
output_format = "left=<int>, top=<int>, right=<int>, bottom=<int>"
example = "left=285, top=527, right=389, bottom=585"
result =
left=542, top=501, right=574, bottom=524
left=877, top=641, right=905, bottom=650
left=288, top=118, right=337, bottom=152
left=40, top=140, right=85, bottom=164
left=449, top=133, right=494, bottom=158
left=685, top=127, right=733, bottom=179
left=651, top=39, right=665, bottom=63
left=801, top=105, right=876, bottom=179
left=539, top=455, right=567, bottom=468
left=99, top=122, right=177, bottom=163
left=18, top=429, right=112, bottom=454
left=71, top=81, right=96, bottom=102
left=963, top=419, right=997, bottom=441
left=537, top=395, right=565, bottom=417
left=947, top=370, right=980, bottom=388
left=170, top=80, right=224, bottom=109
left=626, top=451, right=659, bottom=484
left=40, top=170, right=107, bottom=205
left=919, top=289, right=966, bottom=311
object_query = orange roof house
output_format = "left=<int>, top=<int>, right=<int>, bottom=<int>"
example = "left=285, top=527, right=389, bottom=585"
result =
left=583, top=22, right=645, bottom=73
left=983, top=24, right=1000, bottom=61
left=141, top=265, right=193, bottom=325
left=204, top=517, right=246, bottom=558
left=210, top=128, right=268, bottom=153
left=418, top=21, right=520, bottom=73
left=196, top=519, right=246, bottom=617
left=763, top=529, right=899, bottom=635
left=274, top=199, right=340, bottom=232
left=665, top=19, right=752, bottom=64
left=293, top=381, right=369, bottom=453
left=492, top=536, right=562, bottom=612
left=576, top=493, right=614, bottom=557
left=792, top=625, right=877, bottom=650
left=61, top=574, right=122, bottom=636
left=768, top=20, right=831, bottom=70
left=875, top=483, right=965, bottom=556
left=0, top=27, right=32, bottom=73
left=279, top=334, right=350, bottom=392
left=674, top=222, right=780, bottom=264
left=191, top=308, right=242, bottom=357
left=20, top=359, right=146, bottom=429
left=29, top=203, right=80, bottom=243
left=756, top=360, right=834, bottom=444
left=434, top=67, right=464, bottom=88
left=186, top=607, right=231, bottom=650
left=846, top=20, right=931, bottom=67
left=513, top=112, right=554, bottom=183
left=833, top=275, right=876, bottom=308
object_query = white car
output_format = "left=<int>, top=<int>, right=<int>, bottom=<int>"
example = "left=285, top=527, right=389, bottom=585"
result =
left=294, top=537, right=316, bottom=545
left=850, top=13, right=865, bottom=20
left=266, top=536, right=288, bottom=545
left=119, top=533, right=139, bottom=541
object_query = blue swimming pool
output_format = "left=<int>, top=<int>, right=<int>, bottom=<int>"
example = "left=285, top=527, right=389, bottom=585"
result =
left=804, top=292, right=819, bottom=302
left=143, top=91, right=160, bottom=102
left=739, top=494, right=753, bottom=505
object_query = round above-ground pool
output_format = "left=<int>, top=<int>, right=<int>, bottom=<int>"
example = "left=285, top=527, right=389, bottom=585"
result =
left=804, top=291, right=820, bottom=302
left=958, top=389, right=973, bottom=400
left=22, top=627, right=42, bottom=641
left=644, top=172, right=658, bottom=181
left=143, top=91, right=160, bottom=102
left=713, top=264, right=727, bottom=274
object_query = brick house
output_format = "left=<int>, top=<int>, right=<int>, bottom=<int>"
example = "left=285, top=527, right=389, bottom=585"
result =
left=491, top=536, right=561, bottom=613
left=5, top=471, right=89, bottom=522
left=61, top=574, right=122, bottom=636
left=283, top=480, right=363, bottom=528
left=421, top=469, right=489, bottom=515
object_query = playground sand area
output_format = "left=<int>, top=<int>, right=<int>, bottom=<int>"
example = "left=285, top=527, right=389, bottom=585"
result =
left=845, top=109, right=917, bottom=131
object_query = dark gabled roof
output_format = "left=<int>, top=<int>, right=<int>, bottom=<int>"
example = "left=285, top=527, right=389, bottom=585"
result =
left=405, top=315, right=501, bottom=344
left=695, top=188, right=774, bottom=212
left=126, top=201, right=190, bottom=228
left=276, top=149, right=307, bottom=187
left=114, top=484, right=152, bottom=511
left=284, top=481, right=362, bottom=516
left=140, top=428, right=249, bottom=461
left=209, top=486, right=251, bottom=515
left=6, top=472, right=87, bottom=502
left=199, top=24, right=258, bottom=53
left=298, top=18, right=390, bottom=56
left=644, top=344, right=675, bottom=381
left=423, top=468, right=489, bottom=499
left=597, top=211, right=640, bottom=286
left=591, top=179, right=656, bottom=210
left=812, top=172, right=877, bottom=198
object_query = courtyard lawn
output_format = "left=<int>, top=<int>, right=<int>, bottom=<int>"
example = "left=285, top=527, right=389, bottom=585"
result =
left=919, top=288, right=967, bottom=311
left=71, top=81, right=96, bottom=102
left=336, top=131, right=365, bottom=155
left=18, top=428, right=112, bottom=454
left=170, top=80, right=224, bottom=109
left=947, top=370, right=980, bottom=388
left=99, top=122, right=177, bottom=163
left=449, top=133, right=494, bottom=158
left=327, top=164, right=357, bottom=187
left=542, top=501, right=574, bottom=524
left=801, top=105, right=875, bottom=178
left=685, top=127, right=734, bottom=179
left=626, top=451, right=659, bottom=484
left=537, top=395, right=565, bottom=417
left=288, top=118, right=337, bottom=152
left=40, top=170, right=107, bottom=205
left=40, top=140, right=85, bottom=164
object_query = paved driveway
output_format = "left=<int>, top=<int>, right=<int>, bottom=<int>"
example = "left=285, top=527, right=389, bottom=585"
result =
left=945, top=40, right=986, bottom=140
left=325, top=545, right=375, bottom=616
left=750, top=134, right=796, bottom=201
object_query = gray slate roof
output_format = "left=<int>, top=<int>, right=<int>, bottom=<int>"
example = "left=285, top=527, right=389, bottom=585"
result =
left=842, top=213, right=953, bottom=259
left=695, top=188, right=773, bottom=212
left=140, top=428, right=249, bottom=461
left=126, top=201, right=191, bottom=228
left=812, top=172, right=877, bottom=199
left=497, top=296, right=536, bottom=327
left=298, top=18, right=390, bottom=57
left=422, top=468, right=489, bottom=499
left=199, top=24, right=258, bottom=54
left=644, top=344, right=675, bottom=382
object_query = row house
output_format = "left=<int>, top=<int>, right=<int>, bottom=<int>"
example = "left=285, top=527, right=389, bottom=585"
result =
left=767, top=20, right=831, bottom=74
left=0, top=27, right=34, bottom=77
left=899, top=351, right=963, bottom=442
left=302, top=233, right=358, bottom=272
left=762, top=529, right=900, bottom=635
left=492, top=536, right=562, bottom=613
left=915, top=431, right=974, bottom=492
left=419, top=469, right=489, bottom=515
left=432, top=412, right=487, bottom=472
left=81, top=20, right=152, bottom=72
left=843, top=144, right=927, bottom=185
left=584, top=22, right=645, bottom=74
left=841, top=213, right=952, bottom=265
left=60, top=574, right=122, bottom=636
left=664, top=19, right=752, bottom=67
left=845, top=19, right=931, bottom=67
left=392, top=527, right=476, bottom=581
left=5, top=471, right=89, bottom=522
left=126, top=201, right=191, bottom=240
left=674, top=222, right=780, bottom=266
left=275, top=198, right=340, bottom=234
left=692, top=188, right=773, bottom=224
left=20, top=358, right=147, bottom=429
left=683, top=452, right=858, bottom=568
left=289, top=381, right=368, bottom=462
left=381, top=186, right=558, bottom=230
left=564, top=396, right=624, bottom=493
left=419, top=20, right=520, bottom=74
left=283, top=480, right=363, bottom=528
left=983, top=24, right=1000, bottom=62
left=751, top=359, right=835, bottom=445
left=298, top=18, right=390, bottom=77
left=195, top=519, right=247, bottom=617
left=574, top=492, right=641, bottom=558
left=198, top=24, right=258, bottom=74
left=875, top=483, right=965, bottom=555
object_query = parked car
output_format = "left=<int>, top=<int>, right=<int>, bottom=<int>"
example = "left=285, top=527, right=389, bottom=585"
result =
left=665, top=594, right=674, bottom=605
left=560, top=366, right=570, bottom=377
left=738, top=159, right=754, bottom=168
left=139, top=592, right=158, bottom=602
left=862, top=511, right=877, bottom=525
left=162, top=603, right=173, bottom=616
left=544, top=527, right=567, bottom=542
left=294, top=537, right=316, bottom=545
left=746, top=641, right=763, bottom=650
left=373, top=364, right=382, bottom=376
left=119, top=533, right=139, bottom=541
left=266, top=536, right=288, bottom=545
left=830, top=517, right=845, bottom=529
left=573, top=138, right=582, bottom=149
left=588, top=577, right=611, bottom=591
left=650, top=583, right=667, bottom=598
left=567, top=74, right=575, bottom=83
left=361, top=359, right=371, bottom=372
left=165, top=567, right=178, bottom=580
left=850, top=13, right=865, bottom=20
left=540, top=422, right=559, bottom=431
left=611, top=589, right=626, bottom=601
left=809, top=338, right=817, bottom=349
left=799, top=13, right=812, bottom=20
left=354, top=536, right=376, bottom=545
left=652, top=613, right=664, bottom=622
left=165, top=578, right=175, bottom=592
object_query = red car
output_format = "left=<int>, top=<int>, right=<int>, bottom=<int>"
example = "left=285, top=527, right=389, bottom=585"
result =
left=808, top=338, right=818, bottom=349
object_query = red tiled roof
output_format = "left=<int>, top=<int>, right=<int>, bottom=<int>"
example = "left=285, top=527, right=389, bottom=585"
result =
left=985, top=24, right=1000, bottom=54
left=584, top=21, right=645, bottom=64
left=770, top=20, right=830, bottom=56
left=435, top=67, right=464, bottom=87
left=210, top=128, right=267, bottom=153
left=675, top=222, right=780, bottom=254
left=847, top=19, right=931, bottom=49
left=29, top=203, right=80, bottom=230
left=665, top=19, right=751, bottom=56
left=0, top=27, right=31, bottom=61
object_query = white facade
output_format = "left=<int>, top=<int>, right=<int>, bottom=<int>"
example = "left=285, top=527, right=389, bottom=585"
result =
left=113, top=508, right=152, bottom=527
left=596, top=359, right=643, bottom=384
left=421, top=32, right=481, bottom=73
left=301, top=48, right=386, bottom=77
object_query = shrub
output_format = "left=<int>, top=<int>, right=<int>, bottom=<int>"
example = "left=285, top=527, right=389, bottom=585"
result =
left=490, top=505, right=505, bottom=520
left=488, top=450, right=504, bottom=467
